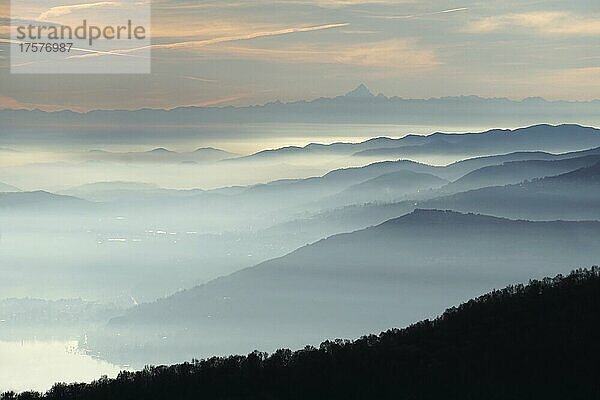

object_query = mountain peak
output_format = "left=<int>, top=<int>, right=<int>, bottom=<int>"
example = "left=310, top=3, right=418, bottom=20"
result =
left=193, top=147, right=227, bottom=154
left=149, top=148, right=173, bottom=154
left=387, top=209, right=511, bottom=226
left=345, top=84, right=375, bottom=98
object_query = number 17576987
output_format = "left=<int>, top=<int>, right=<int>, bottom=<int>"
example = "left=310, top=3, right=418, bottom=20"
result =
left=18, top=42, right=73, bottom=53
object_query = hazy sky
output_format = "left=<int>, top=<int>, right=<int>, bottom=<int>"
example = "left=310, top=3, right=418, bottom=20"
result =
left=1, top=0, right=599, bottom=111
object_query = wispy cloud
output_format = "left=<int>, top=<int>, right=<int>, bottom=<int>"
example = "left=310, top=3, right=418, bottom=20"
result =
left=150, top=0, right=407, bottom=9
left=466, top=11, right=600, bottom=36
left=152, top=23, right=349, bottom=50
left=179, top=93, right=251, bottom=108
left=368, top=7, right=468, bottom=20
left=0, top=94, right=78, bottom=111
left=312, top=0, right=407, bottom=6
left=39, top=2, right=121, bottom=21
left=0, top=38, right=138, bottom=58
left=181, top=76, right=218, bottom=83
left=0, top=95, right=31, bottom=109
left=69, top=22, right=350, bottom=59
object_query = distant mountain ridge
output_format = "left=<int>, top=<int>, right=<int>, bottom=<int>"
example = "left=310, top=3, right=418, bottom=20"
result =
left=228, top=136, right=407, bottom=162
left=2, top=85, right=600, bottom=129
left=227, top=124, right=600, bottom=163
left=85, top=147, right=237, bottom=164
left=350, top=124, right=600, bottom=159
left=60, top=181, right=206, bottom=202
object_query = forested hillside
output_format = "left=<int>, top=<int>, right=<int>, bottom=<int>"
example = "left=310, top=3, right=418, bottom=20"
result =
left=4, top=267, right=599, bottom=400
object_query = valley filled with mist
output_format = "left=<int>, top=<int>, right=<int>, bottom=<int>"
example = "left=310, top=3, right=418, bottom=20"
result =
left=2, top=104, right=600, bottom=392
left=3, top=0, right=600, bottom=393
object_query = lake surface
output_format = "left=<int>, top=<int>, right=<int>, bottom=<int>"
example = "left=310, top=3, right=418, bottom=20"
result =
left=0, top=340, right=123, bottom=393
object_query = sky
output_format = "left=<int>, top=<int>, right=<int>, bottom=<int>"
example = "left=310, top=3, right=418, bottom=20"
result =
left=0, top=0, right=599, bottom=111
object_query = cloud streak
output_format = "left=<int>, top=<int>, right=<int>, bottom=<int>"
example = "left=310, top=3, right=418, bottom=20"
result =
left=68, top=22, right=350, bottom=59
left=39, top=2, right=121, bottom=21
left=0, top=94, right=78, bottom=111
left=467, top=11, right=600, bottom=36
left=0, top=38, right=138, bottom=58
left=368, top=7, right=468, bottom=20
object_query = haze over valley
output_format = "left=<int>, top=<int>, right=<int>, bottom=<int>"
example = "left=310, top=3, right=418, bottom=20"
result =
left=2, top=0, right=600, bottom=394
left=2, top=109, right=600, bottom=392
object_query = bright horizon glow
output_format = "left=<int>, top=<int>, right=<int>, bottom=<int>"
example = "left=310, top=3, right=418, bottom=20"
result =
left=1, top=1, right=600, bottom=110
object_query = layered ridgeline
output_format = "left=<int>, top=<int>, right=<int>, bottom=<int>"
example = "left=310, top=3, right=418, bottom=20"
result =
left=425, top=161, right=600, bottom=220
left=322, top=170, right=447, bottom=206
left=159, top=144, right=600, bottom=222
left=2, top=146, right=600, bottom=302
left=77, top=144, right=600, bottom=223
left=352, top=124, right=600, bottom=160
left=264, top=159, right=600, bottom=243
left=228, top=124, right=600, bottom=165
left=84, top=148, right=237, bottom=164
left=440, top=152, right=600, bottom=194
left=59, top=182, right=207, bottom=203
left=88, top=210, right=600, bottom=365
left=3, top=126, right=600, bottom=217
left=5, top=147, right=600, bottom=217
left=3, top=144, right=599, bottom=234
left=5, top=268, right=600, bottom=400
left=318, top=152, right=600, bottom=209
left=29, top=125, right=598, bottom=184
left=2, top=125, right=600, bottom=209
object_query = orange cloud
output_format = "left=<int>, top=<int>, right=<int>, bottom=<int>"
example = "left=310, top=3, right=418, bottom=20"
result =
left=0, top=95, right=33, bottom=110
left=0, top=95, right=83, bottom=112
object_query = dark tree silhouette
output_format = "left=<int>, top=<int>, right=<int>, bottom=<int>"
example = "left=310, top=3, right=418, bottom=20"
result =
left=3, top=267, right=600, bottom=400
